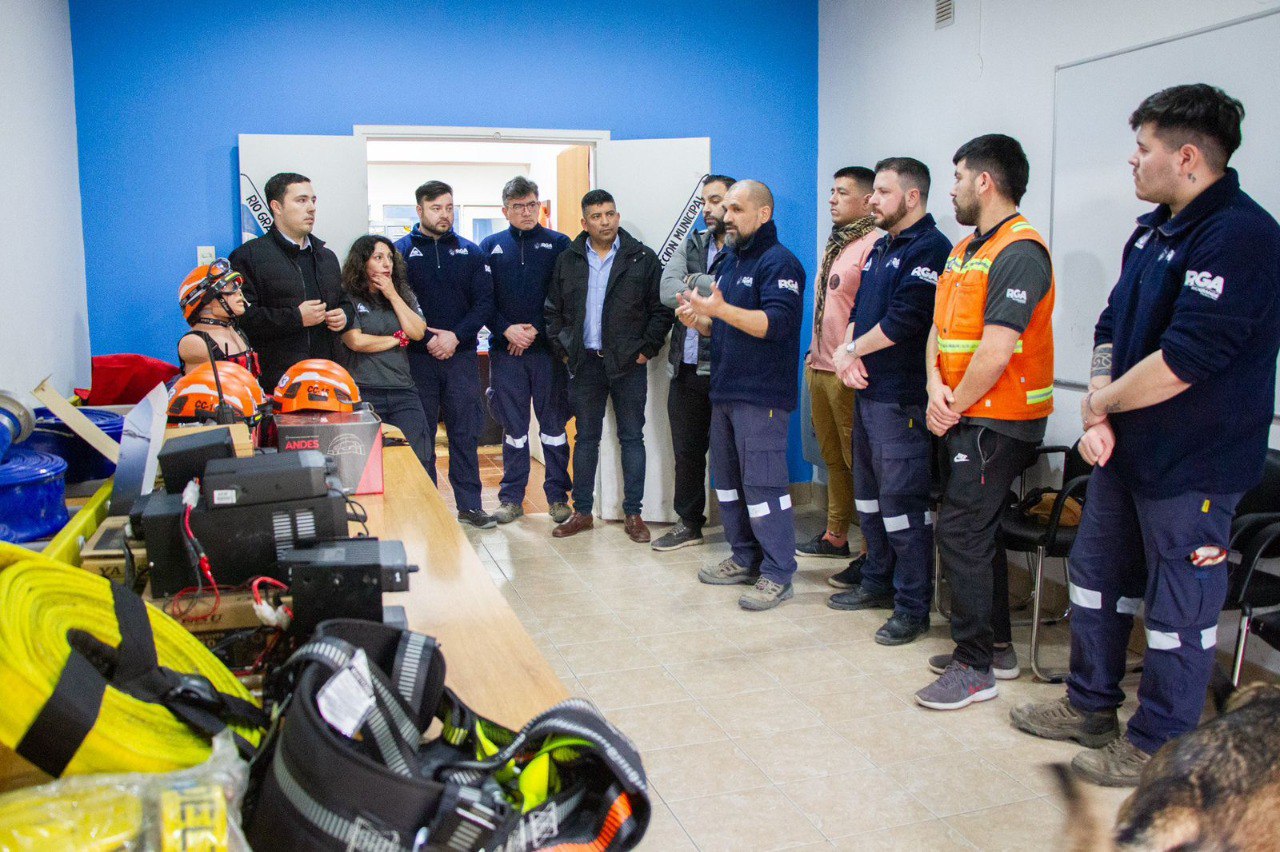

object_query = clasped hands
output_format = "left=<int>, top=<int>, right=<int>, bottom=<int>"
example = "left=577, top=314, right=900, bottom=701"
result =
left=675, top=284, right=724, bottom=331
left=1079, top=389, right=1115, bottom=467
left=503, top=323, right=538, bottom=356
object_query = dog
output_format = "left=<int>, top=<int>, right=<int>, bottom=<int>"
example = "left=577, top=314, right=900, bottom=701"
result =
left=1053, top=678, right=1280, bottom=850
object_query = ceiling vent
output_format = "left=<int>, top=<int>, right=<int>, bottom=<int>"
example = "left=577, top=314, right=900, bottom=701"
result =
left=935, top=0, right=955, bottom=29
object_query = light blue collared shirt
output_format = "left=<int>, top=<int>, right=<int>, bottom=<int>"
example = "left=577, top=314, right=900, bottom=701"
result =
left=682, top=237, right=721, bottom=364
left=583, top=235, right=620, bottom=350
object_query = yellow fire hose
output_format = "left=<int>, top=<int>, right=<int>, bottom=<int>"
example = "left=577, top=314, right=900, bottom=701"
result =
left=0, top=541, right=263, bottom=777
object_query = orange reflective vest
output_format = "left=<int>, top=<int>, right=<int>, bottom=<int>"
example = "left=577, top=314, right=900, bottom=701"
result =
left=933, top=214, right=1055, bottom=421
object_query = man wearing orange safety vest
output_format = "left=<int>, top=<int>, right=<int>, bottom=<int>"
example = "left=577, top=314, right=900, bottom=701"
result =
left=916, top=134, right=1056, bottom=711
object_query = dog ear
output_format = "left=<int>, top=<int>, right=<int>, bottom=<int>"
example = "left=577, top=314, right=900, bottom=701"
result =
left=1048, top=763, right=1113, bottom=852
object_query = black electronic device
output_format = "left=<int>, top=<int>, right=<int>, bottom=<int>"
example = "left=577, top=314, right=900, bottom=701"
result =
left=287, top=560, right=383, bottom=638
left=158, top=429, right=235, bottom=494
left=277, top=538, right=418, bottom=593
left=142, top=487, right=349, bottom=596
left=201, top=449, right=333, bottom=509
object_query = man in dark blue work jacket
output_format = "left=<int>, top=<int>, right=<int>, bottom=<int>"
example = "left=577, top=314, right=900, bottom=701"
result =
left=479, top=176, right=572, bottom=526
left=680, top=180, right=807, bottom=611
left=1012, top=84, right=1280, bottom=787
left=828, top=157, right=951, bottom=646
left=394, top=180, right=496, bottom=529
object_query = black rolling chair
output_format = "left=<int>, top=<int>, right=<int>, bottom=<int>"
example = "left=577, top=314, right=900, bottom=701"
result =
left=1223, top=449, right=1280, bottom=685
left=996, top=443, right=1092, bottom=682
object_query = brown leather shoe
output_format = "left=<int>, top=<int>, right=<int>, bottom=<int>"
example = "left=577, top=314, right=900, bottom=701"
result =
left=624, top=514, right=650, bottom=543
left=552, top=511, right=594, bottom=538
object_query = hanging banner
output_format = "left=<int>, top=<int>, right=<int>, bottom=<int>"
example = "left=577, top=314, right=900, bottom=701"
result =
left=657, top=174, right=709, bottom=264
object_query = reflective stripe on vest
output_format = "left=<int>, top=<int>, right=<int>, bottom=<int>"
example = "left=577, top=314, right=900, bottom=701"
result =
left=932, top=214, right=1056, bottom=421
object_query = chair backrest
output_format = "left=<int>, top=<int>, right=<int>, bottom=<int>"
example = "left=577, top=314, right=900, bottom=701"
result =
left=1235, top=448, right=1280, bottom=517
left=1063, top=441, right=1091, bottom=486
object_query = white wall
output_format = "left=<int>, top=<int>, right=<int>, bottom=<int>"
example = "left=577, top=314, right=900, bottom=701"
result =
left=820, top=0, right=1280, bottom=675
left=0, top=0, right=89, bottom=402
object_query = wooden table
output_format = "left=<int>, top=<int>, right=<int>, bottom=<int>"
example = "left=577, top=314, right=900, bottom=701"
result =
left=0, top=444, right=565, bottom=791
left=367, top=444, right=567, bottom=728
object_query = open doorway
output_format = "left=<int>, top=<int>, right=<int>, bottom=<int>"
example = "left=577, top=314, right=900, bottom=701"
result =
left=364, top=138, right=592, bottom=244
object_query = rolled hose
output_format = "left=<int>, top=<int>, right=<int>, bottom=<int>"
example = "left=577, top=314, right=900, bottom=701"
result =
left=0, top=542, right=262, bottom=775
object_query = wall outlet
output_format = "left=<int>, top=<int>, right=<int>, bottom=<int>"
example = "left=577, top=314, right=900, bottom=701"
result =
left=197, top=245, right=216, bottom=266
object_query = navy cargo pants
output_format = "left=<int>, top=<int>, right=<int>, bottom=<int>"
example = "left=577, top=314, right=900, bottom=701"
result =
left=1065, top=462, right=1240, bottom=754
left=710, top=401, right=796, bottom=584
left=487, top=346, right=572, bottom=506
left=852, top=397, right=934, bottom=619
left=408, top=348, right=484, bottom=512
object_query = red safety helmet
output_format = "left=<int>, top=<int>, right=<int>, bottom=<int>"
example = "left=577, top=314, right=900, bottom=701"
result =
left=272, top=359, right=362, bottom=414
left=179, top=258, right=245, bottom=324
left=168, top=362, right=262, bottom=423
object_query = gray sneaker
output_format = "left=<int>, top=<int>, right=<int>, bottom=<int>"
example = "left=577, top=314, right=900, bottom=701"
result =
left=738, top=578, right=794, bottom=611
left=1009, top=695, right=1120, bottom=749
left=915, top=662, right=998, bottom=710
left=652, top=523, right=704, bottom=552
left=493, top=503, right=524, bottom=524
left=698, top=557, right=760, bottom=586
left=549, top=502, right=572, bottom=524
left=1071, top=737, right=1151, bottom=787
left=929, top=646, right=1021, bottom=680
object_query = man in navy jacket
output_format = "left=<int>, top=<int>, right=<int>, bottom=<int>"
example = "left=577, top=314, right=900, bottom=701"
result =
left=480, top=177, right=572, bottom=526
left=829, top=158, right=951, bottom=645
left=680, top=180, right=806, bottom=610
left=1012, top=84, right=1280, bottom=787
left=394, top=180, right=496, bottom=528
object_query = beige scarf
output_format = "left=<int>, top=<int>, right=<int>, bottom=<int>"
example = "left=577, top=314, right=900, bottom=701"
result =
left=814, top=216, right=877, bottom=348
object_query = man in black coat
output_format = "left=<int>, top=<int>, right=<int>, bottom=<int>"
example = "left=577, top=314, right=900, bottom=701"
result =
left=230, top=172, right=352, bottom=390
left=545, top=189, right=673, bottom=542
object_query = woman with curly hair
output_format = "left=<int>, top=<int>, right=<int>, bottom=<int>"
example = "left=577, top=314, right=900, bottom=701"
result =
left=340, top=234, right=431, bottom=467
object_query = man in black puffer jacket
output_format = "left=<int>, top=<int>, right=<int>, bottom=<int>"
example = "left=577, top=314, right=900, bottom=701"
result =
left=545, top=189, right=673, bottom=542
left=230, top=172, right=353, bottom=390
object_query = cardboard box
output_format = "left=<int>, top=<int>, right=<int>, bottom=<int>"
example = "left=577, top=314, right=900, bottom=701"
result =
left=80, top=515, right=148, bottom=581
left=145, top=587, right=289, bottom=671
left=274, top=409, right=383, bottom=494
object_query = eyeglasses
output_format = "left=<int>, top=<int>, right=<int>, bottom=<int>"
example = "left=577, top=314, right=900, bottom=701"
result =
left=508, top=201, right=541, bottom=213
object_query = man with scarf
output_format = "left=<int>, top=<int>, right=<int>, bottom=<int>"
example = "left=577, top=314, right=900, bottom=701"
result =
left=800, top=167, right=880, bottom=582
left=829, top=157, right=951, bottom=646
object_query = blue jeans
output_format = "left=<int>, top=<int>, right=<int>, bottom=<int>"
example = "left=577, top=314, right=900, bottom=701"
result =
left=1066, top=463, right=1240, bottom=754
left=570, top=355, right=646, bottom=515
left=361, top=386, right=431, bottom=472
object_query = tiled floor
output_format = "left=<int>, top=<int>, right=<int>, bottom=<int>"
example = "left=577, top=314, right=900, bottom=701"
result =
left=448, top=460, right=1144, bottom=851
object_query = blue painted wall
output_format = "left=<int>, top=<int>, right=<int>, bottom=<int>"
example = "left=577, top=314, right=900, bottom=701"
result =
left=68, top=0, right=819, bottom=480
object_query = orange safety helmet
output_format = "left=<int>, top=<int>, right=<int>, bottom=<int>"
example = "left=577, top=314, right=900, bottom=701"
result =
left=272, top=359, right=362, bottom=414
left=179, top=258, right=245, bottom=324
left=168, top=362, right=263, bottom=423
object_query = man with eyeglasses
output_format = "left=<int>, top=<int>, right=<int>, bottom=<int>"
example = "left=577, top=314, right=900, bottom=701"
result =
left=230, top=171, right=351, bottom=389
left=480, top=177, right=573, bottom=525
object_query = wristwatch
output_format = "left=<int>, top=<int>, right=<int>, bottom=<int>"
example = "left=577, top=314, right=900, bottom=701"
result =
left=844, top=342, right=858, bottom=357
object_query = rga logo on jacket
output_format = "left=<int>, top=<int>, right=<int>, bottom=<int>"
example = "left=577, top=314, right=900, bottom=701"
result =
left=777, top=278, right=799, bottom=294
left=1006, top=288, right=1027, bottom=304
left=449, top=247, right=469, bottom=255
left=738, top=276, right=754, bottom=287
left=910, top=266, right=938, bottom=284
left=1185, top=270, right=1224, bottom=300
left=537, top=242, right=555, bottom=250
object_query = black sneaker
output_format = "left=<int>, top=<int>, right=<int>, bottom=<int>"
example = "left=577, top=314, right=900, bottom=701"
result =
left=827, top=553, right=867, bottom=589
left=827, top=584, right=893, bottom=611
left=796, top=533, right=851, bottom=559
left=875, top=613, right=931, bottom=646
left=457, top=509, right=497, bottom=529
left=651, top=523, right=704, bottom=552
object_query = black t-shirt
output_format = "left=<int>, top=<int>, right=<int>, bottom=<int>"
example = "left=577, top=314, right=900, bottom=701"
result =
left=341, top=291, right=424, bottom=390
left=960, top=220, right=1052, bottom=443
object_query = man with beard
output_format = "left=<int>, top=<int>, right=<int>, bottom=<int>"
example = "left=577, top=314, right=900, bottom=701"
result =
left=230, top=172, right=351, bottom=389
left=915, top=135, right=1055, bottom=709
left=1012, top=85, right=1280, bottom=786
left=799, top=166, right=879, bottom=574
left=828, top=158, right=951, bottom=646
left=653, top=174, right=735, bottom=552
left=679, top=180, right=807, bottom=610
left=394, top=180, right=497, bottom=529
